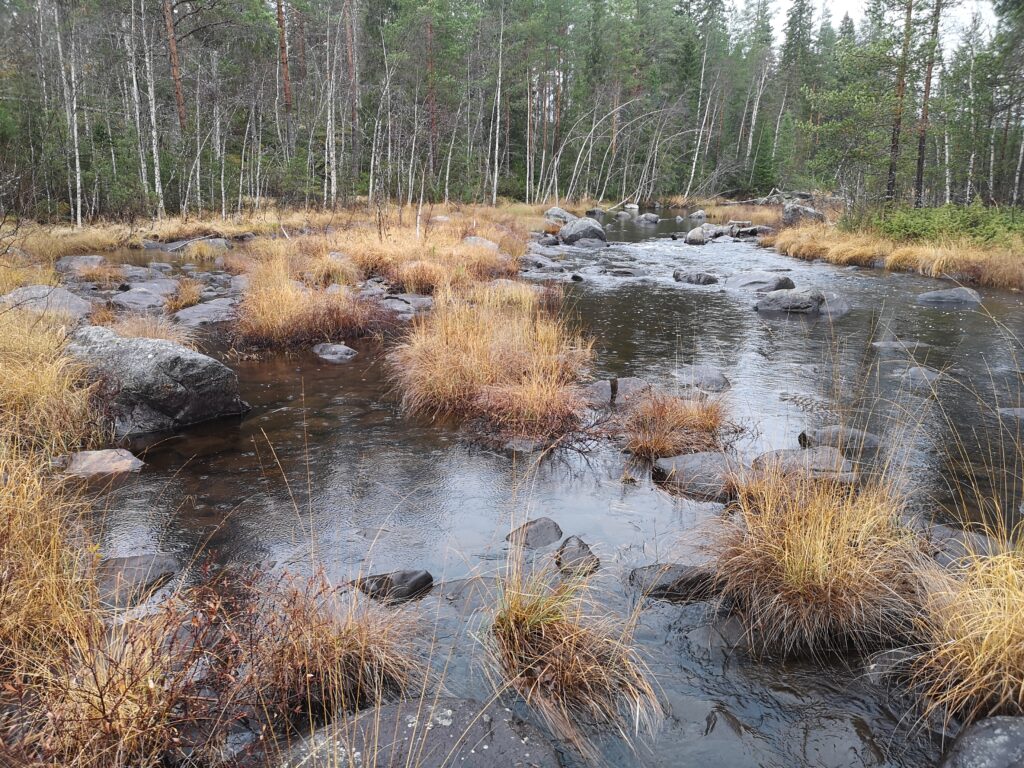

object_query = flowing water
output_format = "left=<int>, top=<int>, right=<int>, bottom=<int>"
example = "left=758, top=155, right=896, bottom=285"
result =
left=95, top=213, right=1024, bottom=766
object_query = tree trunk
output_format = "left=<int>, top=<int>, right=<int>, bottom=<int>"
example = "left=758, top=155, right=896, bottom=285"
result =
left=276, top=0, right=293, bottom=153
left=885, top=0, right=914, bottom=203
left=162, top=0, right=187, bottom=134
left=914, top=0, right=941, bottom=207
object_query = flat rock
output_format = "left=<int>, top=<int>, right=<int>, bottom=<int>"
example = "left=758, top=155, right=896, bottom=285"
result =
left=1, top=285, right=93, bottom=321
left=674, top=270, right=718, bottom=285
left=66, top=326, right=249, bottom=437
left=96, top=553, right=177, bottom=609
left=558, top=216, right=606, bottom=244
left=917, top=286, right=982, bottom=306
left=755, top=287, right=824, bottom=315
left=999, top=407, right=1024, bottom=420
left=582, top=379, right=613, bottom=407
left=724, top=271, right=796, bottom=293
left=628, top=563, right=720, bottom=602
left=173, top=298, right=237, bottom=327
left=798, top=425, right=882, bottom=453
left=313, top=342, right=357, bottom=363
left=506, top=517, right=562, bottom=549
left=676, top=363, right=731, bottom=393
left=615, top=376, right=653, bottom=405
left=280, top=697, right=560, bottom=768
left=654, top=452, right=741, bottom=502
left=555, top=536, right=599, bottom=576
left=111, top=277, right=180, bottom=313
left=356, top=570, right=433, bottom=603
left=55, top=254, right=106, bottom=274
left=752, top=446, right=857, bottom=483
left=64, top=448, right=144, bottom=477
left=941, top=716, right=1024, bottom=768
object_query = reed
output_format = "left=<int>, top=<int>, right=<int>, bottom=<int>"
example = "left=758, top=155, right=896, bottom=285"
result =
left=163, top=277, right=202, bottom=313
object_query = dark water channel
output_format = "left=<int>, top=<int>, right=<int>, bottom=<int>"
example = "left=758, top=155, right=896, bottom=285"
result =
left=96, top=213, right=1024, bottom=766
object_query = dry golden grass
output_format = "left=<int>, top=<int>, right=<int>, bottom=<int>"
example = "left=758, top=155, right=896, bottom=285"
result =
left=0, top=310, right=101, bottom=453
left=489, top=566, right=661, bottom=756
left=235, top=253, right=388, bottom=348
left=714, top=469, right=923, bottom=657
left=109, top=315, right=196, bottom=348
left=621, top=391, right=728, bottom=459
left=774, top=223, right=1024, bottom=290
left=704, top=202, right=782, bottom=228
left=13, top=225, right=129, bottom=261
left=0, top=250, right=59, bottom=293
left=913, top=535, right=1024, bottom=723
left=75, top=264, right=125, bottom=288
left=388, top=282, right=592, bottom=437
left=163, top=278, right=202, bottom=313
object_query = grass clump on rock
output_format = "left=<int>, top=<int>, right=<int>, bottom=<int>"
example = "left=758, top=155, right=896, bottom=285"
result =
left=489, top=567, right=661, bottom=754
left=714, top=468, right=922, bottom=658
left=163, top=277, right=202, bottom=313
left=108, top=314, right=197, bottom=348
left=622, top=390, right=728, bottom=459
left=913, top=534, right=1024, bottom=724
left=389, top=281, right=592, bottom=438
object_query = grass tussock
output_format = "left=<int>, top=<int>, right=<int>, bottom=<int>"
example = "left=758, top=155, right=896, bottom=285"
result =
left=76, top=264, right=125, bottom=288
left=389, top=282, right=592, bottom=437
left=774, top=223, right=1024, bottom=290
left=108, top=314, right=196, bottom=348
left=704, top=202, right=782, bottom=228
left=0, top=250, right=58, bottom=294
left=913, top=537, right=1024, bottom=723
left=489, top=568, right=661, bottom=754
left=621, top=390, right=728, bottom=459
left=164, top=277, right=202, bottom=313
left=235, top=253, right=388, bottom=348
left=714, top=469, right=923, bottom=657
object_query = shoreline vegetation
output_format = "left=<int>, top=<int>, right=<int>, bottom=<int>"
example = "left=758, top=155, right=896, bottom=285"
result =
left=2, top=199, right=1024, bottom=765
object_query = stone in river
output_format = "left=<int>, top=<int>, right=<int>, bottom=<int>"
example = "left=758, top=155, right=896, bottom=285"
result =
left=752, top=446, right=857, bottom=484
left=356, top=570, right=433, bottom=603
left=917, top=286, right=982, bottom=306
left=628, top=562, right=720, bottom=602
left=64, top=448, right=144, bottom=477
left=676, top=363, right=731, bottom=393
left=506, top=517, right=562, bottom=549
left=940, top=716, right=1024, bottom=768
left=674, top=269, right=719, bottom=285
left=96, top=553, right=177, bottom=609
left=724, top=271, right=796, bottom=293
left=556, top=536, right=600, bottom=576
left=312, top=342, right=357, bottom=363
left=654, top=452, right=742, bottom=502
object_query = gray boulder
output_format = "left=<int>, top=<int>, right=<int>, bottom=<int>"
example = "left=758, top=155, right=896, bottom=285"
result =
left=724, top=271, right=796, bottom=293
left=917, top=286, right=983, bottom=306
left=281, top=697, right=560, bottom=768
left=173, top=298, right=237, bottom=327
left=55, top=254, right=106, bottom=274
left=690, top=209, right=707, bottom=220
left=312, top=342, right=357, bottom=363
left=64, top=449, right=144, bottom=477
left=654, top=452, right=742, bottom=502
left=463, top=235, right=500, bottom=251
left=96, top=554, right=177, bottom=609
left=66, top=326, right=249, bottom=437
left=782, top=203, right=826, bottom=226
left=556, top=536, right=600, bottom=576
left=615, top=210, right=632, bottom=220
left=558, top=217, right=607, bottom=244
left=356, top=570, right=433, bottom=603
left=736, top=225, right=776, bottom=238
left=941, top=716, right=1024, bottom=768
left=629, top=563, right=720, bottom=602
left=754, top=287, right=825, bottom=315
left=544, top=206, right=577, bottom=224
left=674, top=270, right=719, bottom=285
left=676, top=363, right=731, bottom=393
left=798, top=425, right=882, bottom=453
left=637, top=212, right=660, bottom=224
left=684, top=226, right=706, bottom=245
left=1, top=284, right=93, bottom=321
left=506, top=517, right=563, bottom=549
left=585, top=207, right=606, bottom=217
left=752, top=446, right=857, bottom=484
left=111, top=277, right=179, bottom=313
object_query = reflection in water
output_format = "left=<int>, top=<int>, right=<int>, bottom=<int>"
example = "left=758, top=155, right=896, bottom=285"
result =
left=94, top=219, right=1024, bottom=766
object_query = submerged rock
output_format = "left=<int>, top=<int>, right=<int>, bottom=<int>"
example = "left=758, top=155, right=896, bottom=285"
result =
left=752, top=446, right=857, bottom=484
left=676, top=363, right=731, bottom=393
left=654, top=452, right=742, bottom=503
left=872, top=339, right=931, bottom=353
left=724, top=271, right=795, bottom=293
left=506, top=517, right=563, bottom=549
left=629, top=562, right=720, bottom=602
left=754, top=287, right=825, bottom=315
left=556, top=536, right=600, bottom=576
left=312, top=342, right=357, bottom=363
left=798, top=426, right=882, bottom=453
left=66, top=326, right=249, bottom=437
left=904, top=365, right=943, bottom=390
left=0, top=284, right=93, bottom=321
left=917, top=286, right=983, bottom=306
left=64, top=448, right=144, bottom=477
left=281, top=697, right=560, bottom=768
left=558, top=216, right=606, bottom=244
left=690, top=209, right=707, bottom=220
left=674, top=269, right=719, bottom=285
left=821, top=291, right=852, bottom=319
left=940, top=716, right=1024, bottom=768
left=96, top=553, right=177, bottom=609
left=356, top=570, right=433, bottom=603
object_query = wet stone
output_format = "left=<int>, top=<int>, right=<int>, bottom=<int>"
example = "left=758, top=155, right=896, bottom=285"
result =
left=280, top=697, right=560, bottom=768
left=904, top=366, right=942, bottom=390
left=940, top=716, right=1024, bottom=768
left=676, top=363, right=731, bottom=393
left=555, top=536, right=599, bottom=576
left=356, top=569, right=433, bottom=603
left=506, top=517, right=563, bottom=549
left=798, top=425, right=882, bottom=453
left=917, top=286, right=983, bottom=306
left=629, top=562, right=720, bottom=603
left=754, top=287, right=825, bottom=315
left=0, top=284, right=94, bottom=321
left=674, top=269, right=719, bottom=285
left=64, top=448, right=144, bottom=477
left=752, top=446, right=857, bottom=484
left=614, top=376, right=652, bottom=405
left=312, top=342, right=357, bottom=363
left=173, top=298, right=237, bottom=327
left=654, top=452, right=741, bottom=503
left=96, top=553, right=178, bottom=609
left=724, top=271, right=796, bottom=293
left=582, top=379, right=613, bottom=407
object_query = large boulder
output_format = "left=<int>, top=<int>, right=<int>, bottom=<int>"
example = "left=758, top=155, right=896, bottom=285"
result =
left=356, top=570, right=433, bottom=603
left=674, top=270, right=719, bottom=285
left=654, top=452, right=742, bottom=502
left=724, top=271, right=795, bottom=293
left=684, top=226, right=706, bottom=245
left=281, top=697, right=561, bottom=768
left=173, top=298, right=237, bottom=327
left=752, top=446, right=857, bottom=484
left=506, top=517, right=563, bottom=549
left=798, top=425, right=882, bottom=453
left=558, top=216, right=606, bottom=244
left=66, top=326, right=249, bottom=437
left=55, top=254, right=106, bottom=274
left=940, top=716, right=1024, bottom=768
left=111, top=277, right=179, bottom=313
left=544, top=206, right=577, bottom=224
left=754, top=288, right=825, bottom=315
left=1, top=285, right=93, bottom=321
left=782, top=203, right=826, bottom=226
left=676, top=363, right=731, bottom=393
left=917, top=286, right=983, bottom=306
left=637, top=212, right=660, bottom=224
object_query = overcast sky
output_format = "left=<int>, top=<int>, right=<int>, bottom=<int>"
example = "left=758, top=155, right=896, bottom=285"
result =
left=770, top=0, right=997, bottom=41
